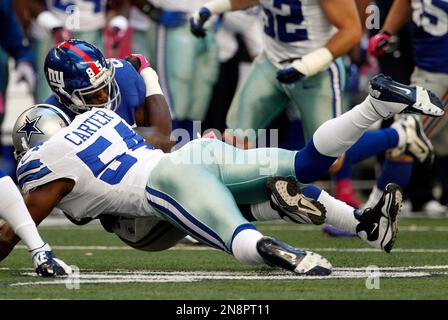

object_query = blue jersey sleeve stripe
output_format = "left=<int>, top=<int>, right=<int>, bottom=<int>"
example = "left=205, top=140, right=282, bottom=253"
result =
left=18, top=166, right=52, bottom=189
left=17, top=159, right=43, bottom=177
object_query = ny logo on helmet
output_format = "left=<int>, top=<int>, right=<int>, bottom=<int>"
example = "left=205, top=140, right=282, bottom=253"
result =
left=48, top=68, right=65, bottom=87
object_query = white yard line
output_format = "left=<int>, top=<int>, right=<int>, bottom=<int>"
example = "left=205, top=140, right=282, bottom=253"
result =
left=13, top=245, right=448, bottom=253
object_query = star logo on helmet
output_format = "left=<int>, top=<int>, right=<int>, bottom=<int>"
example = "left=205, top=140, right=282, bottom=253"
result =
left=16, top=116, right=44, bottom=143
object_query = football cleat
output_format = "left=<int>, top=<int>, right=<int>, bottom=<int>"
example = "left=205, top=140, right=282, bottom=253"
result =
left=266, top=176, right=326, bottom=225
left=369, top=74, right=445, bottom=118
left=390, top=115, right=434, bottom=164
left=32, top=249, right=72, bottom=277
left=355, top=183, right=403, bottom=253
left=256, top=236, right=332, bottom=276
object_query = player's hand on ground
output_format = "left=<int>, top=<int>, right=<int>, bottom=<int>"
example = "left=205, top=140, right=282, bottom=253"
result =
left=276, top=65, right=306, bottom=84
left=190, top=7, right=212, bottom=38
left=32, top=244, right=72, bottom=277
left=368, top=31, right=391, bottom=57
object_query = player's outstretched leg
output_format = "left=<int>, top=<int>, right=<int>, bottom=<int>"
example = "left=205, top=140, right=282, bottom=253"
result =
left=256, top=236, right=332, bottom=276
left=267, top=176, right=403, bottom=253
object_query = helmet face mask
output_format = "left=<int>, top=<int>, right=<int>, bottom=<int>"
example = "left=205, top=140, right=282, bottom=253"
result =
left=70, top=62, right=121, bottom=112
left=44, top=39, right=121, bottom=114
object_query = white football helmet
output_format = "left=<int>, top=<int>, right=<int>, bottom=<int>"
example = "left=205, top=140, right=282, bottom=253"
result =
left=12, top=104, right=71, bottom=161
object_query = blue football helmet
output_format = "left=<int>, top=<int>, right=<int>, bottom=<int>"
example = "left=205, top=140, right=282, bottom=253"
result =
left=44, top=39, right=121, bottom=113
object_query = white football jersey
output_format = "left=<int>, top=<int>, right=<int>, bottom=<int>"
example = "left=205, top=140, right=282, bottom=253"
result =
left=17, top=108, right=164, bottom=222
left=260, top=0, right=337, bottom=68
left=45, top=0, right=107, bottom=32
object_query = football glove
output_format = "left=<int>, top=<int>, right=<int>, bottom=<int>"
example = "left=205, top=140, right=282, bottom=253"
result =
left=276, top=65, right=306, bottom=84
left=14, top=61, right=36, bottom=92
left=32, top=244, right=72, bottom=277
left=125, top=54, right=151, bottom=73
left=368, top=31, right=391, bottom=57
left=190, top=7, right=212, bottom=38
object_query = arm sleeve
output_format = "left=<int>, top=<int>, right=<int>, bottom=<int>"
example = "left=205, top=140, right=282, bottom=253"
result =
left=16, top=151, right=68, bottom=193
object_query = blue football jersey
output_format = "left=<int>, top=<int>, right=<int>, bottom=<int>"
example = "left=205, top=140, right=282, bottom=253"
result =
left=411, top=0, right=448, bottom=73
left=45, top=58, right=146, bottom=125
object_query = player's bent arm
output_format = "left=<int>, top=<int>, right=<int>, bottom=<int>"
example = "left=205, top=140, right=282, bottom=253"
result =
left=0, top=179, right=74, bottom=261
left=382, top=0, right=412, bottom=35
left=135, top=95, right=174, bottom=153
left=320, top=0, right=362, bottom=59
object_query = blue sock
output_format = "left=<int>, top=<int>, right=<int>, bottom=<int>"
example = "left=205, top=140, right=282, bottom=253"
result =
left=344, top=129, right=399, bottom=165
left=335, top=129, right=398, bottom=180
left=294, top=140, right=337, bottom=184
left=377, top=158, right=413, bottom=190
left=302, top=185, right=323, bottom=200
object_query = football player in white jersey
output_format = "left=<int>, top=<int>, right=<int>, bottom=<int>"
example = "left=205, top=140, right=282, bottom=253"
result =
left=190, top=0, right=362, bottom=148
left=0, top=75, right=444, bottom=275
left=0, top=169, right=71, bottom=277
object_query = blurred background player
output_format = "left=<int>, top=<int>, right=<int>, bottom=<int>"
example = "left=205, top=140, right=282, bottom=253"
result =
left=189, top=0, right=435, bottom=218
left=135, top=0, right=220, bottom=144
left=0, top=168, right=70, bottom=276
left=191, top=0, right=362, bottom=150
left=203, top=7, right=263, bottom=133
left=368, top=0, right=448, bottom=216
left=0, top=0, right=36, bottom=178
left=25, top=0, right=128, bottom=103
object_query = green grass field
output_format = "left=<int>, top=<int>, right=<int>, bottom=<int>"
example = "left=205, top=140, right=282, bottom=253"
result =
left=1, top=217, right=448, bottom=300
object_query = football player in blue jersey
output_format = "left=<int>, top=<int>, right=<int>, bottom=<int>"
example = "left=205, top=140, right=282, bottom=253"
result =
left=0, top=74, right=444, bottom=276
left=0, top=168, right=71, bottom=277
left=42, top=39, right=173, bottom=153
left=368, top=0, right=448, bottom=213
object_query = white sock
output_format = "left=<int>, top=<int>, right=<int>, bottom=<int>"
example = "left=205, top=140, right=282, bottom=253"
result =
left=232, top=229, right=265, bottom=265
left=391, top=121, right=407, bottom=149
left=318, top=190, right=359, bottom=233
left=0, top=176, right=46, bottom=253
left=363, top=185, right=384, bottom=210
left=313, top=96, right=386, bottom=157
left=250, top=202, right=282, bottom=221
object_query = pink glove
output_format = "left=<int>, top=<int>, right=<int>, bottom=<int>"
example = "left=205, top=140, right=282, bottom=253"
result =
left=202, top=131, right=218, bottom=139
left=52, top=27, right=72, bottom=46
left=368, top=32, right=391, bottom=57
left=127, top=54, right=151, bottom=73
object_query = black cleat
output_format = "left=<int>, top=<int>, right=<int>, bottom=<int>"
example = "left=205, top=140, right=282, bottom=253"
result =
left=369, top=74, right=445, bottom=118
left=256, top=237, right=332, bottom=275
left=267, top=176, right=326, bottom=225
left=355, top=183, right=403, bottom=253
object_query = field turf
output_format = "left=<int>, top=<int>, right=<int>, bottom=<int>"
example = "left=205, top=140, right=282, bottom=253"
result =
left=1, top=217, right=447, bottom=300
